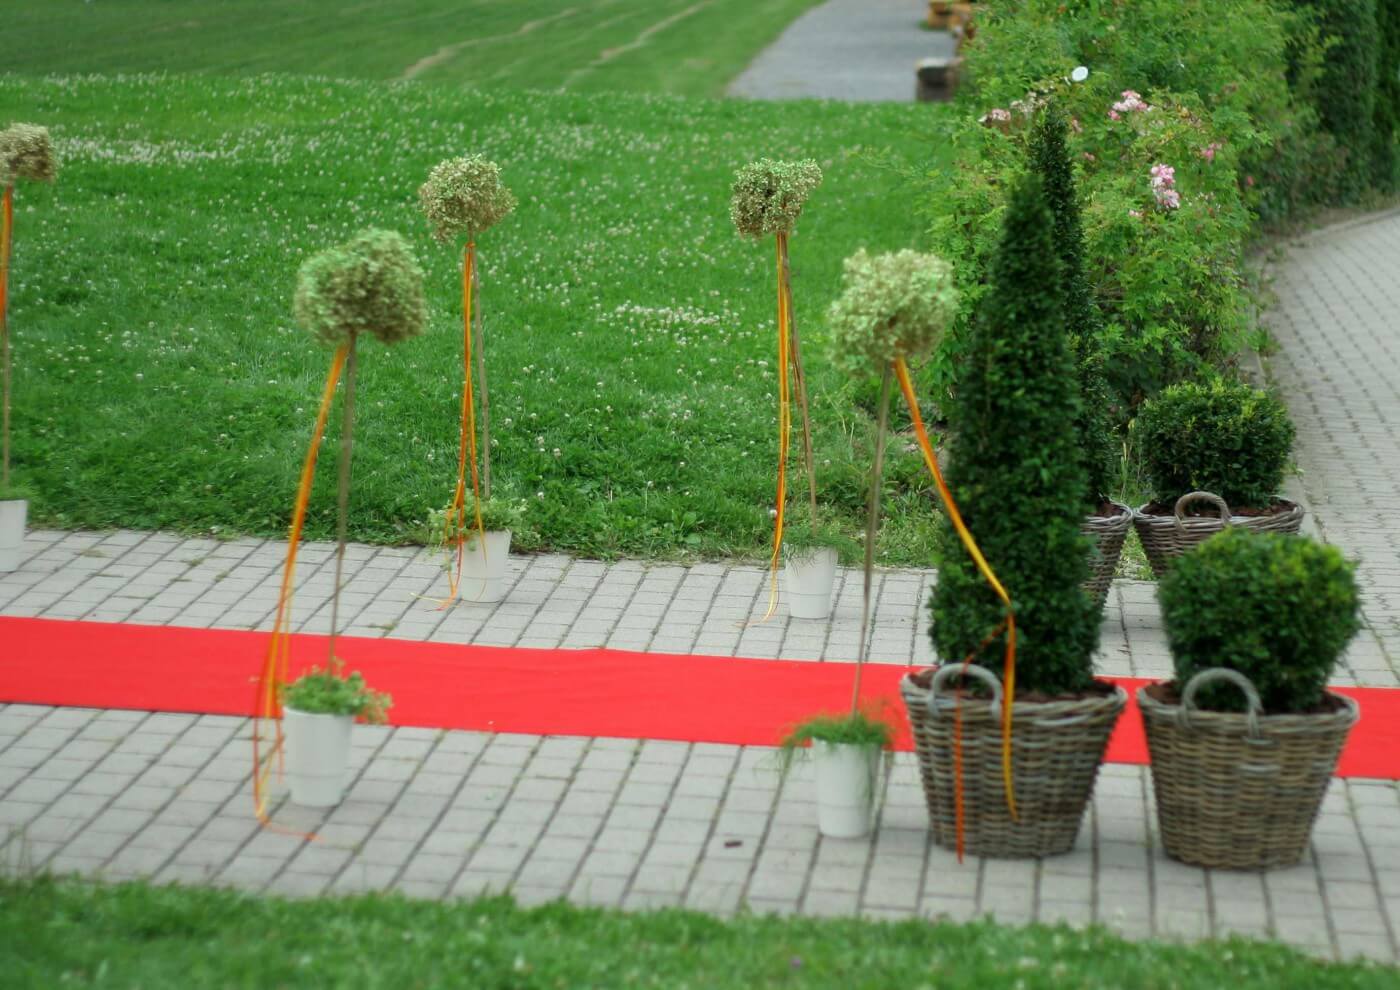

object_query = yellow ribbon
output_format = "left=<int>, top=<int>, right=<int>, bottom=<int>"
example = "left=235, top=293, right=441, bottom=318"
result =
left=756, top=232, right=792, bottom=623
left=252, top=343, right=348, bottom=831
left=894, top=357, right=1019, bottom=840
left=441, top=241, right=487, bottom=605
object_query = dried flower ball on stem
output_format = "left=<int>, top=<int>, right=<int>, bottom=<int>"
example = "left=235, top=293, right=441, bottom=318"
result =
left=419, top=156, right=517, bottom=603
left=255, top=229, right=428, bottom=827
left=826, top=248, right=958, bottom=711
left=730, top=159, right=823, bottom=622
left=0, top=123, right=58, bottom=495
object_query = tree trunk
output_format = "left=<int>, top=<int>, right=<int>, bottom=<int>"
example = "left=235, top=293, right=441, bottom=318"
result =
left=852, top=364, right=893, bottom=714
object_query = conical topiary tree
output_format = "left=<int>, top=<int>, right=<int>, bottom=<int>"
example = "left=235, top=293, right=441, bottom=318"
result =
left=1028, top=105, right=1115, bottom=508
left=730, top=159, right=822, bottom=617
left=928, top=175, right=1099, bottom=698
left=419, top=155, right=517, bottom=601
left=0, top=123, right=57, bottom=498
left=254, top=229, right=427, bottom=824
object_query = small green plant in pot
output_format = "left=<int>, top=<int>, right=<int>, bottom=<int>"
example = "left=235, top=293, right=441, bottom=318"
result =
left=425, top=491, right=527, bottom=603
left=280, top=661, right=392, bottom=808
left=779, top=711, right=896, bottom=839
left=0, top=123, right=56, bottom=573
left=780, top=509, right=858, bottom=621
left=1142, top=528, right=1361, bottom=869
left=908, top=174, right=1126, bottom=859
left=1132, top=378, right=1300, bottom=576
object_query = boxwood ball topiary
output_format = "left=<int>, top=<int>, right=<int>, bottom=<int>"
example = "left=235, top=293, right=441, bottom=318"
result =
left=0, top=123, right=57, bottom=184
left=1159, top=528, right=1360, bottom=714
left=827, top=248, right=958, bottom=373
left=928, top=175, right=1099, bottom=696
left=294, top=229, right=429, bottom=347
left=729, top=158, right=822, bottom=238
left=1136, top=379, right=1294, bottom=509
left=418, top=155, right=516, bottom=242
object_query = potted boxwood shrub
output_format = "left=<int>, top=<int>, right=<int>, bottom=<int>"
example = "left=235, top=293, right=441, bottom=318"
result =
left=1132, top=378, right=1301, bottom=576
left=1029, top=105, right=1129, bottom=611
left=280, top=662, right=392, bottom=807
left=780, top=510, right=858, bottom=621
left=1143, top=528, right=1361, bottom=869
left=419, top=155, right=518, bottom=604
left=779, top=711, right=895, bottom=839
left=907, top=175, right=1126, bottom=859
left=0, top=123, right=56, bottom=573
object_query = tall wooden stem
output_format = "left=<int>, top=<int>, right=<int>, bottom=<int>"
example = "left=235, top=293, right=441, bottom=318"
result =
left=473, top=256, right=492, bottom=501
left=327, top=334, right=357, bottom=663
left=1, top=185, right=12, bottom=491
left=852, top=364, right=893, bottom=714
left=779, top=234, right=818, bottom=526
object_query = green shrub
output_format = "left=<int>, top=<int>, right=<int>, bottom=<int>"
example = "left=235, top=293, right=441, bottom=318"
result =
left=1159, top=529, right=1360, bottom=713
left=1028, top=104, right=1117, bottom=504
left=928, top=175, right=1098, bottom=696
left=1374, top=0, right=1400, bottom=189
left=1136, top=379, right=1295, bottom=509
left=782, top=509, right=860, bottom=563
left=1306, top=0, right=1381, bottom=199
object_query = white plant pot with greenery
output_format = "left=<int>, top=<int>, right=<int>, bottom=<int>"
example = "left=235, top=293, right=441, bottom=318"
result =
left=0, top=495, right=25, bottom=573
left=279, top=662, right=391, bottom=809
left=783, top=545, right=837, bottom=620
left=282, top=706, right=355, bottom=807
left=813, top=739, right=880, bottom=838
left=781, top=712, right=893, bottom=840
left=459, top=528, right=512, bottom=603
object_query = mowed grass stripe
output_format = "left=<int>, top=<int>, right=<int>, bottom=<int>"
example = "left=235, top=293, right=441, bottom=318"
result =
left=0, top=74, right=949, bottom=561
left=0, top=0, right=824, bottom=97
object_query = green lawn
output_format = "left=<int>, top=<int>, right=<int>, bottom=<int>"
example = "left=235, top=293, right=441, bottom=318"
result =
left=4, top=877, right=1393, bottom=989
left=0, top=74, right=949, bottom=561
left=0, top=0, right=822, bottom=98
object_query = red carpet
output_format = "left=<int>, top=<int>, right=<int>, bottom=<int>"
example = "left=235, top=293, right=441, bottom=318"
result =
left=2, top=616, right=1397, bottom=778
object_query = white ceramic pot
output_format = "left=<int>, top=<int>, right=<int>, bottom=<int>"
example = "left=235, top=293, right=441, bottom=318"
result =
left=0, top=499, right=27, bottom=574
left=282, top=706, right=354, bottom=807
left=459, top=529, right=512, bottom=603
left=813, top=740, right=880, bottom=839
left=782, top=546, right=837, bottom=620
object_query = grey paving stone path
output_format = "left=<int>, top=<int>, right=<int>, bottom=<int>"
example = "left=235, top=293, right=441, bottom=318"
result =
left=4, top=210, right=1400, bottom=965
left=728, top=0, right=955, bottom=102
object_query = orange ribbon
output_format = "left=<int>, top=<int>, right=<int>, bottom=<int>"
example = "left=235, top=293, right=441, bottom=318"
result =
left=894, top=357, right=1018, bottom=856
left=441, top=241, right=487, bottom=605
left=252, top=344, right=348, bottom=830
left=756, top=232, right=792, bottom=623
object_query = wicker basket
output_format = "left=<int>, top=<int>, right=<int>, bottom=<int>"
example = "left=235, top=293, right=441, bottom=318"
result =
left=1140, top=668, right=1358, bottom=870
left=1133, top=491, right=1305, bottom=577
left=1080, top=501, right=1131, bottom=613
left=901, top=664, right=1127, bottom=858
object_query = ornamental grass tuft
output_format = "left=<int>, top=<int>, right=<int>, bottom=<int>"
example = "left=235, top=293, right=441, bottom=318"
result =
left=1159, top=528, right=1360, bottom=714
left=0, top=122, right=57, bottom=184
left=729, top=158, right=822, bottom=237
left=293, top=229, right=428, bottom=347
left=827, top=248, right=958, bottom=373
left=928, top=175, right=1098, bottom=696
left=418, top=155, right=516, bottom=242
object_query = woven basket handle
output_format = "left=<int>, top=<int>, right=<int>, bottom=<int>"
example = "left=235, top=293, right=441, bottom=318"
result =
left=1173, top=491, right=1232, bottom=533
left=928, top=662, right=1002, bottom=723
left=1179, top=667, right=1263, bottom=736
